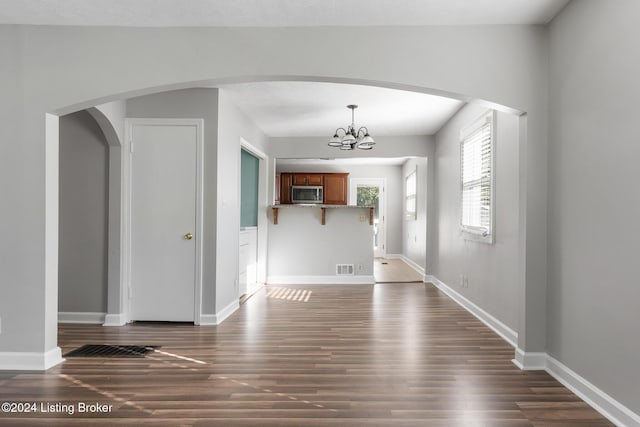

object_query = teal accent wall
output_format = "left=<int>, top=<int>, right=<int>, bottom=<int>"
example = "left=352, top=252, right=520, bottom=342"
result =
left=240, top=149, right=259, bottom=227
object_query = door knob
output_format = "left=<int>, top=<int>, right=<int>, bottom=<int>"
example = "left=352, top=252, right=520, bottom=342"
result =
left=184, top=232, right=193, bottom=240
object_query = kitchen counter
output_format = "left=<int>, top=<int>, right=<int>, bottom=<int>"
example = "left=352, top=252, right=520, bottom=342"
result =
left=271, top=204, right=371, bottom=208
left=270, top=204, right=374, bottom=225
left=267, top=204, right=374, bottom=284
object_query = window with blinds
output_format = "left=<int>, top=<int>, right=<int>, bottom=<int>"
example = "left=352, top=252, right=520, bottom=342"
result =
left=405, top=168, right=417, bottom=220
left=460, top=111, right=495, bottom=243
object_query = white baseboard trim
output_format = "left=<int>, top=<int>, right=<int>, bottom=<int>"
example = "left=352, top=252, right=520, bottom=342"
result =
left=198, top=314, right=217, bottom=326
left=512, top=348, right=546, bottom=370
left=215, top=299, right=240, bottom=324
left=510, top=352, right=640, bottom=427
left=102, top=313, right=126, bottom=326
left=425, top=275, right=518, bottom=348
left=199, top=300, right=240, bottom=326
left=424, top=274, right=640, bottom=426
left=58, top=312, right=106, bottom=324
left=245, top=282, right=265, bottom=298
left=386, top=254, right=426, bottom=279
left=0, top=347, right=63, bottom=371
left=267, top=275, right=375, bottom=285
left=545, top=355, right=640, bottom=427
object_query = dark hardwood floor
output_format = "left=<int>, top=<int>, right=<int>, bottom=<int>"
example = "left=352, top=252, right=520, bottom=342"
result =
left=0, top=283, right=612, bottom=426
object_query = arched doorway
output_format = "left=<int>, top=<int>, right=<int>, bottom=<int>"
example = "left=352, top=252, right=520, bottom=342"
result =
left=42, top=75, right=532, bottom=372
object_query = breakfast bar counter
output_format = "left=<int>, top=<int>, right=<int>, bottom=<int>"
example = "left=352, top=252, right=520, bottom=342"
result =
left=270, top=204, right=374, bottom=226
left=266, top=204, right=374, bottom=284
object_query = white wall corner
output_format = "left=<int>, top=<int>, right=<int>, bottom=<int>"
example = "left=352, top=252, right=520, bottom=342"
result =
left=545, top=355, right=640, bottom=427
left=0, top=347, right=63, bottom=371
left=425, top=275, right=518, bottom=347
left=267, top=275, right=375, bottom=285
left=102, top=313, right=126, bottom=327
left=512, top=348, right=546, bottom=370
left=58, top=312, right=106, bottom=324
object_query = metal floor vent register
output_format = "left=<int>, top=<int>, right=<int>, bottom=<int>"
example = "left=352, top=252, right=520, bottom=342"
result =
left=64, top=344, right=160, bottom=358
left=336, top=264, right=355, bottom=275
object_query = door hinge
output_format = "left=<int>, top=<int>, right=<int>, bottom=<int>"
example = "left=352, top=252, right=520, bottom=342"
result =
left=130, top=141, right=134, bottom=153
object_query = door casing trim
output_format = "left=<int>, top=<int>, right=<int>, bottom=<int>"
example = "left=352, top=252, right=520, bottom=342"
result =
left=349, top=177, right=387, bottom=258
left=123, top=118, right=204, bottom=324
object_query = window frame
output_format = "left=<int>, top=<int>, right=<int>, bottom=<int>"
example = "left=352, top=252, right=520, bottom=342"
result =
left=404, top=166, right=417, bottom=220
left=460, top=110, right=496, bottom=244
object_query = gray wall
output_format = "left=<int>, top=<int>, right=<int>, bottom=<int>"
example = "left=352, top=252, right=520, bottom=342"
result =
left=276, top=163, right=403, bottom=255
left=127, top=88, right=219, bottom=315
left=58, top=111, right=109, bottom=313
left=1, top=23, right=550, bottom=366
left=548, top=0, right=640, bottom=414
left=432, top=104, right=520, bottom=331
left=270, top=135, right=435, bottom=159
left=90, top=101, right=126, bottom=320
left=216, top=90, right=268, bottom=311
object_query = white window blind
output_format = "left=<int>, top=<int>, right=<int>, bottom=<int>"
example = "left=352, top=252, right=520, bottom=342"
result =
left=461, top=112, right=494, bottom=241
left=405, top=168, right=417, bottom=220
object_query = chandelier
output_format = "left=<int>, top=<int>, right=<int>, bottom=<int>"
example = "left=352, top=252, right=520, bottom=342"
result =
left=328, top=104, right=375, bottom=150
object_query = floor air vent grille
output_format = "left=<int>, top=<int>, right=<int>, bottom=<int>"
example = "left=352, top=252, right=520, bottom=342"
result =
left=64, top=344, right=160, bottom=358
left=336, top=264, right=355, bottom=275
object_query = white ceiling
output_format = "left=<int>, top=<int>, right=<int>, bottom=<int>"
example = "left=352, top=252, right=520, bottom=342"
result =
left=220, top=81, right=464, bottom=137
left=0, top=0, right=570, bottom=26
left=277, top=157, right=411, bottom=167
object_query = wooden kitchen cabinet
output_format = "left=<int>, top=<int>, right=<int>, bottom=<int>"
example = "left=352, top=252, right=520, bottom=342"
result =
left=292, top=173, right=324, bottom=186
left=280, top=173, right=293, bottom=204
left=278, top=172, right=348, bottom=205
left=307, top=174, right=324, bottom=185
left=323, top=173, right=349, bottom=205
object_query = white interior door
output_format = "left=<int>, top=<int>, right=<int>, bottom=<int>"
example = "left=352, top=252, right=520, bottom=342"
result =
left=350, top=178, right=386, bottom=258
left=239, top=228, right=257, bottom=297
left=129, top=122, right=199, bottom=321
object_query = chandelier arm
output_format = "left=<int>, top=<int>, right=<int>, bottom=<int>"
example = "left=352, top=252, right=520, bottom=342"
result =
left=335, top=127, right=347, bottom=136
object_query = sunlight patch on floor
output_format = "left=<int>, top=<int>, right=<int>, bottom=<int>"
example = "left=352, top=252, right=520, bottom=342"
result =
left=266, top=287, right=312, bottom=302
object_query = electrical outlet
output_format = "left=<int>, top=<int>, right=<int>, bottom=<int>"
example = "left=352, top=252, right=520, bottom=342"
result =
left=359, top=214, right=366, bottom=222
left=357, top=264, right=363, bottom=272
left=464, top=276, right=469, bottom=288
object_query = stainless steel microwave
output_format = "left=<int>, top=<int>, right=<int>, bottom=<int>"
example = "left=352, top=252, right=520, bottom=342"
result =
left=291, top=186, right=323, bottom=204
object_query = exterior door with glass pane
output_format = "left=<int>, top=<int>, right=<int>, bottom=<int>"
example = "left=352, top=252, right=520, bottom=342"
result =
left=349, top=178, right=386, bottom=258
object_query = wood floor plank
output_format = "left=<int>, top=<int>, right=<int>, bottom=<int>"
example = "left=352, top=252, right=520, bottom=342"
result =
left=0, top=283, right=613, bottom=426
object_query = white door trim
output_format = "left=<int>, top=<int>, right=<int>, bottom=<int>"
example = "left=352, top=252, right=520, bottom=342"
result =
left=123, top=118, right=204, bottom=324
left=239, top=138, right=268, bottom=289
left=349, top=177, right=387, bottom=258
